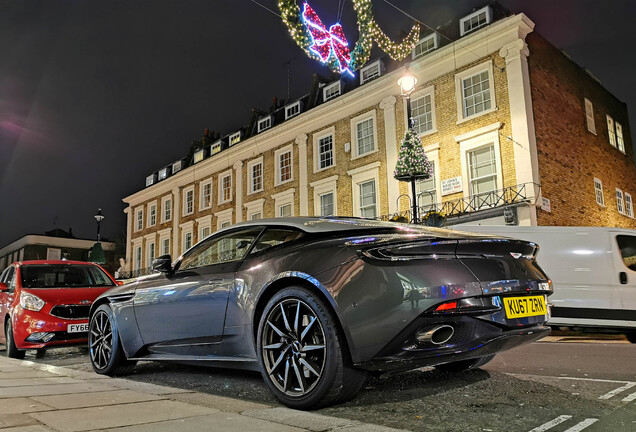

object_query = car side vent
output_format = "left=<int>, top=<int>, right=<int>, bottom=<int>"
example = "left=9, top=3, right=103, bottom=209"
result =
left=107, top=293, right=134, bottom=303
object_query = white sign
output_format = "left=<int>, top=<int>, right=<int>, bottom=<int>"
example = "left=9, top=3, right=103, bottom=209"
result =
left=441, top=176, right=463, bottom=196
left=541, top=197, right=551, bottom=213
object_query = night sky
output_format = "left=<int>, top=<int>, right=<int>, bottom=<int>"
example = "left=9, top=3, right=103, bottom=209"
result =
left=1, top=0, right=635, bottom=247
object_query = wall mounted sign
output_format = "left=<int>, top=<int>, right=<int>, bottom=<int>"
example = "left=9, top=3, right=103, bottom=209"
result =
left=441, top=176, right=463, bottom=196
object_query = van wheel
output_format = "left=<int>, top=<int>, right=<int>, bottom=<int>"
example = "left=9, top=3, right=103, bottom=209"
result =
left=626, top=332, right=636, bottom=343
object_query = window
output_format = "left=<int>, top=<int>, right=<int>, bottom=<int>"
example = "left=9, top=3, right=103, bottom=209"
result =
left=183, top=231, right=193, bottom=252
left=200, top=182, right=212, bottom=209
left=161, top=238, right=170, bottom=256
left=148, top=203, right=156, bottom=227
left=616, top=122, right=625, bottom=153
left=244, top=198, right=265, bottom=221
left=594, top=178, right=605, bottom=206
left=218, top=172, right=232, bottom=204
left=211, top=140, right=222, bottom=155
left=319, top=192, right=334, bottom=216
left=172, top=160, right=183, bottom=174
left=460, top=6, right=491, bottom=36
left=323, top=81, right=341, bottom=101
left=277, top=149, right=293, bottom=184
left=200, top=226, right=211, bottom=240
left=318, top=135, right=334, bottom=169
left=250, top=229, right=303, bottom=255
left=468, top=145, right=497, bottom=203
left=360, top=60, right=382, bottom=84
left=616, top=188, right=625, bottom=215
left=257, top=116, right=272, bottom=133
left=193, top=148, right=205, bottom=163
left=625, top=193, right=633, bottom=218
left=607, top=115, right=617, bottom=148
left=462, top=70, right=492, bottom=118
left=146, top=173, right=156, bottom=187
left=229, top=131, right=241, bottom=146
left=616, top=235, right=636, bottom=271
left=359, top=180, right=377, bottom=218
left=46, top=248, right=61, bottom=260
left=285, top=101, right=301, bottom=119
left=412, top=33, right=438, bottom=59
left=135, top=208, right=143, bottom=231
left=135, top=246, right=142, bottom=271
left=279, top=203, right=292, bottom=217
left=248, top=160, right=263, bottom=194
left=180, top=228, right=262, bottom=270
left=251, top=212, right=262, bottom=220
left=416, top=161, right=436, bottom=210
left=147, top=242, right=155, bottom=267
left=273, top=189, right=295, bottom=218
left=162, top=197, right=172, bottom=222
left=158, top=167, right=170, bottom=181
left=183, top=188, right=194, bottom=216
left=584, top=98, right=596, bottom=134
left=356, top=118, right=375, bottom=156
left=412, top=92, right=434, bottom=135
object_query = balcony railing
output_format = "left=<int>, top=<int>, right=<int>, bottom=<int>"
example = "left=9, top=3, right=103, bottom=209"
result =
left=117, top=267, right=155, bottom=280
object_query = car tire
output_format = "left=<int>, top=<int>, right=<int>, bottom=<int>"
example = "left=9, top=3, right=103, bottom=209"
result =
left=5, top=320, right=26, bottom=359
left=89, top=304, right=137, bottom=376
left=257, top=286, right=367, bottom=409
left=435, top=354, right=496, bottom=372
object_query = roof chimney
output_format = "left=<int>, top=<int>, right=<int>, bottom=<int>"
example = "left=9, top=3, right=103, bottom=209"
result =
left=204, top=128, right=209, bottom=137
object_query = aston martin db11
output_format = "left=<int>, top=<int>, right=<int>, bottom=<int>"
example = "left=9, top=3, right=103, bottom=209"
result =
left=88, top=217, right=552, bottom=408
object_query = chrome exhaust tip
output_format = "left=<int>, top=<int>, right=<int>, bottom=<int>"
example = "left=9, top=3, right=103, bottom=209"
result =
left=416, top=325, right=455, bottom=345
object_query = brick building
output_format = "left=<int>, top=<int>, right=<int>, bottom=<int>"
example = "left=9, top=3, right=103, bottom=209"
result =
left=121, top=2, right=636, bottom=276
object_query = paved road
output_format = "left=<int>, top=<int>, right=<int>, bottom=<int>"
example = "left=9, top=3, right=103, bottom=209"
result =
left=6, top=335, right=636, bottom=432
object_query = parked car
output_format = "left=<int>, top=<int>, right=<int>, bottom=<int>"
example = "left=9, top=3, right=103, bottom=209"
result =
left=88, top=217, right=553, bottom=409
left=454, top=225, right=636, bottom=341
left=0, top=260, right=120, bottom=358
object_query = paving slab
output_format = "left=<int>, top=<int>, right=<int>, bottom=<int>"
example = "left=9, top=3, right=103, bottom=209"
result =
left=0, top=371, right=63, bottom=380
left=0, top=381, right=117, bottom=398
left=29, top=399, right=219, bottom=431
left=243, top=407, right=361, bottom=432
left=105, top=377, right=195, bottom=395
left=0, top=426, right=55, bottom=432
left=330, top=424, right=409, bottom=432
left=31, top=389, right=164, bottom=410
left=0, top=413, right=41, bottom=428
left=169, top=392, right=272, bottom=413
left=0, top=377, right=82, bottom=387
left=100, top=412, right=307, bottom=432
left=0, top=398, right=54, bottom=415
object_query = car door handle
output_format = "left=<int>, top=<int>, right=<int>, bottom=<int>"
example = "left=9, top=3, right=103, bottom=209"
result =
left=208, top=278, right=224, bottom=285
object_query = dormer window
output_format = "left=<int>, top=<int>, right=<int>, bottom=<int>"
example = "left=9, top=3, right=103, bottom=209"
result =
left=211, top=140, right=221, bottom=155
left=193, top=148, right=205, bottom=163
left=257, top=116, right=272, bottom=133
left=412, top=33, right=439, bottom=59
left=229, top=131, right=241, bottom=146
left=323, top=81, right=341, bottom=101
left=285, top=101, right=302, bottom=119
left=360, top=60, right=382, bottom=85
left=460, top=6, right=491, bottom=36
left=145, top=173, right=157, bottom=187
left=172, top=160, right=183, bottom=174
left=158, top=166, right=170, bottom=181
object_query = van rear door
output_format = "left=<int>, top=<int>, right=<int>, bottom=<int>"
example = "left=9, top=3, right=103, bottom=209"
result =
left=612, top=233, right=636, bottom=326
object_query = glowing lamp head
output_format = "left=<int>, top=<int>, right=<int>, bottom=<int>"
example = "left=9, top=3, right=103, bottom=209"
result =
left=398, top=72, right=417, bottom=96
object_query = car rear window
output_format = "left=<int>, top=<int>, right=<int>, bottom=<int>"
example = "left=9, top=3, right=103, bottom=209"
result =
left=20, top=265, right=115, bottom=288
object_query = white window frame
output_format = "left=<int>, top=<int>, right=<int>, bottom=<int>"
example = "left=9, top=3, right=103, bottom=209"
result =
left=133, top=243, right=142, bottom=271
left=257, top=116, right=272, bottom=133
left=247, top=157, right=264, bottom=195
left=323, top=81, right=341, bottom=101
left=182, top=186, right=195, bottom=216
left=161, top=196, right=172, bottom=223
left=272, top=189, right=295, bottom=218
left=196, top=215, right=212, bottom=242
left=584, top=98, right=596, bottom=134
left=594, top=177, right=605, bottom=207
left=455, top=124, right=503, bottom=201
left=134, top=207, right=143, bottom=232
left=200, top=180, right=213, bottom=210
left=229, top=131, right=241, bottom=146
left=182, top=230, right=193, bottom=253
left=459, top=6, right=492, bottom=36
left=625, top=193, right=634, bottom=218
left=313, top=126, right=335, bottom=172
left=416, top=144, right=441, bottom=208
left=607, top=115, right=617, bottom=148
left=161, top=237, right=170, bottom=256
left=145, top=173, right=156, bottom=187
left=311, top=175, right=338, bottom=217
left=158, top=228, right=171, bottom=257
left=616, top=121, right=625, bottom=153
left=172, top=160, right=183, bottom=174
left=218, top=170, right=233, bottom=204
left=275, top=144, right=294, bottom=186
left=147, top=201, right=157, bottom=227
left=285, top=101, right=301, bottom=119
left=348, top=162, right=381, bottom=218
left=412, top=33, right=439, bottom=59
left=406, top=85, right=437, bottom=136
left=215, top=208, right=234, bottom=230
left=360, top=60, right=382, bottom=85
left=211, top=140, right=222, bottom=155
left=350, top=111, right=378, bottom=159
left=455, top=61, right=496, bottom=124
left=147, top=241, right=156, bottom=267
left=193, top=148, right=205, bottom=164
left=158, top=166, right=169, bottom=181
left=616, top=188, right=625, bottom=215
left=244, top=198, right=265, bottom=221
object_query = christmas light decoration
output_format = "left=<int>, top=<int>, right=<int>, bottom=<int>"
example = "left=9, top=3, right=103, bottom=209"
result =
left=278, top=0, right=420, bottom=75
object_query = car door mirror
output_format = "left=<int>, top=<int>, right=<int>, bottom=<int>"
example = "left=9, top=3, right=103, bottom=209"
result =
left=152, top=255, right=173, bottom=273
left=0, top=282, right=7, bottom=291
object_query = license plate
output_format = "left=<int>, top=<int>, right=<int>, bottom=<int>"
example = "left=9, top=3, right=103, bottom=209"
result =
left=503, top=295, right=547, bottom=319
left=67, top=323, right=89, bottom=333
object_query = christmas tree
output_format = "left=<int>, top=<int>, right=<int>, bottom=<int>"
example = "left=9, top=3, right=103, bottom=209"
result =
left=394, top=129, right=433, bottom=181
left=88, top=242, right=106, bottom=265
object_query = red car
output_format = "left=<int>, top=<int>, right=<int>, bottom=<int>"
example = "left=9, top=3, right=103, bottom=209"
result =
left=0, top=260, right=121, bottom=358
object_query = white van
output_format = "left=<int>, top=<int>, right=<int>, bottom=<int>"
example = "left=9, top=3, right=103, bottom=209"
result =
left=452, top=225, right=636, bottom=341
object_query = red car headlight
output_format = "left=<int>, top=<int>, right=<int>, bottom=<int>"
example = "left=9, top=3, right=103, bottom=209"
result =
left=20, top=292, right=45, bottom=312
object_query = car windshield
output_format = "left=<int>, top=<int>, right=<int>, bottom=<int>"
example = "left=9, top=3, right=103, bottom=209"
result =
left=20, top=264, right=115, bottom=288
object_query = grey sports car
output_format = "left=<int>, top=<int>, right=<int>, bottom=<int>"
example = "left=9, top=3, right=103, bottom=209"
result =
left=88, top=217, right=552, bottom=409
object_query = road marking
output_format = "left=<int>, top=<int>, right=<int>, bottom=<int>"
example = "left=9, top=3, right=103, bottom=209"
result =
left=598, top=382, right=636, bottom=400
left=563, top=418, right=598, bottom=432
left=528, top=415, right=571, bottom=432
left=622, top=391, right=636, bottom=402
left=510, top=374, right=636, bottom=401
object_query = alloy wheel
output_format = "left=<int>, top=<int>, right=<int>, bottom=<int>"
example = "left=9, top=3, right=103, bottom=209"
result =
left=261, top=298, right=327, bottom=397
left=89, top=310, right=113, bottom=370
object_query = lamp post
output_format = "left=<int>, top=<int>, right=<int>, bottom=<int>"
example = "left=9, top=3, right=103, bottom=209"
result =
left=397, top=68, right=420, bottom=222
left=94, top=208, right=105, bottom=242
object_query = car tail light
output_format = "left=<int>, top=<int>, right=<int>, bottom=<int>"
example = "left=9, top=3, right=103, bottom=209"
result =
left=20, top=292, right=45, bottom=312
left=433, top=297, right=502, bottom=315
left=435, top=301, right=458, bottom=312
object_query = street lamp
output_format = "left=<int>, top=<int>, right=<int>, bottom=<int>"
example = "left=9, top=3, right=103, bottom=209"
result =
left=397, top=67, right=421, bottom=222
left=94, top=208, right=105, bottom=242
